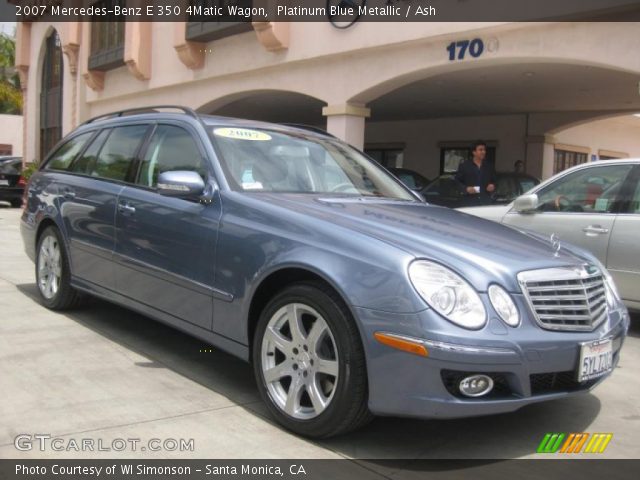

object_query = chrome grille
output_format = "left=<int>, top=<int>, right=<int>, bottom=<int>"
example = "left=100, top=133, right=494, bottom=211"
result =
left=517, top=266, right=607, bottom=331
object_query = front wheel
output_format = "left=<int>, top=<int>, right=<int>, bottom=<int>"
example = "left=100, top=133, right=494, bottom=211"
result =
left=36, top=226, right=81, bottom=310
left=253, top=282, right=371, bottom=438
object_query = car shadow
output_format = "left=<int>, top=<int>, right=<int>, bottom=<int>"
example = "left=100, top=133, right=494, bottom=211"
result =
left=15, top=283, right=260, bottom=407
left=16, top=283, right=603, bottom=460
left=320, top=395, right=601, bottom=460
left=627, top=312, right=640, bottom=338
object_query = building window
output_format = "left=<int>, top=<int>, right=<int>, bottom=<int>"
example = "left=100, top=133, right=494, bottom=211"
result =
left=0, top=144, right=12, bottom=155
left=598, top=149, right=628, bottom=161
left=186, top=0, right=253, bottom=42
left=40, top=30, right=63, bottom=161
left=364, top=146, right=404, bottom=168
left=89, top=1, right=125, bottom=71
left=439, top=145, right=496, bottom=174
left=554, top=147, right=588, bottom=174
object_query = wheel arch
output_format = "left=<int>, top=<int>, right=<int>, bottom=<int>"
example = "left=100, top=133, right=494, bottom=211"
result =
left=35, top=217, right=60, bottom=246
left=246, top=266, right=365, bottom=360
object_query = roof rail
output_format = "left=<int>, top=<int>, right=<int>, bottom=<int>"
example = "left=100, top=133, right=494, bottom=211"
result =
left=281, top=123, right=336, bottom=138
left=81, top=105, right=199, bottom=126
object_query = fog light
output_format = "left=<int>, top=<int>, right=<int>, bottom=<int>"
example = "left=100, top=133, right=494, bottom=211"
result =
left=459, top=375, right=494, bottom=397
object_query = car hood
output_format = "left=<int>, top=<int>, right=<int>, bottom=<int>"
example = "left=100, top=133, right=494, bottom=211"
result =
left=456, top=204, right=511, bottom=222
left=254, top=194, right=593, bottom=292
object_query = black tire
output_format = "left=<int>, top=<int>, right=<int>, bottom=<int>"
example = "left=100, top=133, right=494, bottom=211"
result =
left=35, top=226, right=82, bottom=310
left=252, top=281, right=372, bottom=438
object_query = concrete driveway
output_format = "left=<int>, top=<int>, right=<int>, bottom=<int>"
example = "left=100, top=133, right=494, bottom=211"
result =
left=1, top=206, right=638, bottom=460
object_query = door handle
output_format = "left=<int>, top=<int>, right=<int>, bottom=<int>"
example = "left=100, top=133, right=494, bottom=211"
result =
left=118, top=202, right=136, bottom=215
left=582, top=225, right=609, bottom=236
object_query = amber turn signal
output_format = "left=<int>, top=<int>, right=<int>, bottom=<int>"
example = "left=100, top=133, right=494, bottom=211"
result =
left=374, top=332, right=429, bottom=357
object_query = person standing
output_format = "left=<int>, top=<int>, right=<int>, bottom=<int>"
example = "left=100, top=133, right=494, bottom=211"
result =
left=514, top=160, right=524, bottom=173
left=454, top=141, right=496, bottom=200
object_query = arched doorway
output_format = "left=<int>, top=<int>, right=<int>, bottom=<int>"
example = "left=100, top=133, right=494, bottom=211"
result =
left=198, top=90, right=326, bottom=126
left=40, top=30, right=63, bottom=161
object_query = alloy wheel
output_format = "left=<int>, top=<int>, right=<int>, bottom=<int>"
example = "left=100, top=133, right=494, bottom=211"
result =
left=37, top=235, right=62, bottom=300
left=261, top=303, right=340, bottom=420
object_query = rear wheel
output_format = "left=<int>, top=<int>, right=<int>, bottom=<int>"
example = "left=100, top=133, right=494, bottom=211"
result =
left=36, top=226, right=81, bottom=310
left=253, top=282, right=371, bottom=438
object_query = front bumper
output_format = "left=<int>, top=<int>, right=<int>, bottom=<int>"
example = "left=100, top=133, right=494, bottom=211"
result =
left=356, top=297, right=629, bottom=419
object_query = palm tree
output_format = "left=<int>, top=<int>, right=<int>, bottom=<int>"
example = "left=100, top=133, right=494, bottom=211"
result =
left=0, top=31, right=22, bottom=114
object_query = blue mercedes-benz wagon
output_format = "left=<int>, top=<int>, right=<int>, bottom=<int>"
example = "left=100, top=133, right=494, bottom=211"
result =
left=21, top=107, right=629, bottom=437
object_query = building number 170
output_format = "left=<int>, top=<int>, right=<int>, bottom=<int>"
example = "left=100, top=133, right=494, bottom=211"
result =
left=446, top=39, right=484, bottom=61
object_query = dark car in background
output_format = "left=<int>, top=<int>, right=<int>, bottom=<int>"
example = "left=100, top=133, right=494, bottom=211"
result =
left=0, top=157, right=25, bottom=208
left=388, top=167, right=430, bottom=192
left=422, top=172, right=539, bottom=208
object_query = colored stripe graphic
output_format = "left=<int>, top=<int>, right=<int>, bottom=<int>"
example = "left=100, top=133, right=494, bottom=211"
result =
left=560, top=433, right=589, bottom=454
left=537, top=433, right=613, bottom=454
left=537, top=433, right=566, bottom=453
left=584, top=433, right=613, bottom=453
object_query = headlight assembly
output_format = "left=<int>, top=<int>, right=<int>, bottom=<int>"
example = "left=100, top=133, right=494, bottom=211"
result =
left=409, top=260, right=486, bottom=329
left=488, top=284, right=520, bottom=327
left=602, top=269, right=621, bottom=308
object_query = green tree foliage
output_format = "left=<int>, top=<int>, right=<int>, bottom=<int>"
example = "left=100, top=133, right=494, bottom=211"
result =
left=0, top=32, right=22, bottom=114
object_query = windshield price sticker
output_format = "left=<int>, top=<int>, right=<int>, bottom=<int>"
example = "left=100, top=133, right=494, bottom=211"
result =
left=578, top=338, right=613, bottom=382
left=213, top=128, right=272, bottom=141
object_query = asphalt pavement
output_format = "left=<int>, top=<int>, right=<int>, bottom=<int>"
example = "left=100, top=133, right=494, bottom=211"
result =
left=1, top=205, right=638, bottom=461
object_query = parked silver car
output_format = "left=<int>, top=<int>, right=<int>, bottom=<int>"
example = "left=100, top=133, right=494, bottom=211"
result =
left=459, top=159, right=640, bottom=311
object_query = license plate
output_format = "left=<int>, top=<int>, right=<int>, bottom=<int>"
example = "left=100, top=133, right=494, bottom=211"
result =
left=0, top=179, right=8, bottom=186
left=578, top=338, right=613, bottom=382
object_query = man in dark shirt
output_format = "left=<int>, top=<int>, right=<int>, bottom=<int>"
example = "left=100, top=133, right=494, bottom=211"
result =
left=454, top=141, right=496, bottom=199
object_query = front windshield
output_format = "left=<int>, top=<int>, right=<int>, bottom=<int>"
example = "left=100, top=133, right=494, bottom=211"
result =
left=208, top=127, right=415, bottom=200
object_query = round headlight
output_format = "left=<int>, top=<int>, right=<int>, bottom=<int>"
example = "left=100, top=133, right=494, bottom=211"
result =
left=488, top=284, right=520, bottom=327
left=409, top=261, right=486, bottom=329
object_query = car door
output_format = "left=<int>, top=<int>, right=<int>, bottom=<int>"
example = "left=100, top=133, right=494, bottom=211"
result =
left=57, top=125, right=150, bottom=290
left=501, top=163, right=635, bottom=265
left=114, top=123, right=221, bottom=331
left=605, top=165, right=640, bottom=307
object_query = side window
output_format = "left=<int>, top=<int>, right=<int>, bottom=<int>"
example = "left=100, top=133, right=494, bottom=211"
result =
left=89, top=125, right=148, bottom=181
left=137, top=125, right=206, bottom=188
left=624, top=172, right=640, bottom=214
left=44, top=133, right=93, bottom=171
left=495, top=176, right=515, bottom=199
left=71, top=129, right=111, bottom=174
left=536, top=165, right=633, bottom=213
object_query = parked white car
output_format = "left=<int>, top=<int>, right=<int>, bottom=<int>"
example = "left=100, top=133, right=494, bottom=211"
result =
left=459, top=159, right=640, bottom=311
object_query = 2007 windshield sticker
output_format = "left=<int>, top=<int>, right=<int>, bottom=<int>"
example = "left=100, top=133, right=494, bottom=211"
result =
left=213, top=128, right=272, bottom=141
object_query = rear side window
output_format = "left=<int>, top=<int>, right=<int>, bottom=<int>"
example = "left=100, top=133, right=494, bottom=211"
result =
left=137, top=125, right=206, bottom=188
left=629, top=180, right=640, bottom=214
left=44, top=133, right=93, bottom=171
left=0, top=159, right=21, bottom=174
left=71, top=129, right=111, bottom=174
left=495, top=176, right=515, bottom=198
left=88, top=125, right=148, bottom=182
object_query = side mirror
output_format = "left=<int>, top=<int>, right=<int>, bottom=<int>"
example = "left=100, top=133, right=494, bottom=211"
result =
left=157, top=171, right=205, bottom=199
left=513, top=193, right=539, bottom=213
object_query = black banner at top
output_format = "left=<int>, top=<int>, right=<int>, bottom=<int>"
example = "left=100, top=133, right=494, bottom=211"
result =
left=2, top=0, right=640, bottom=23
